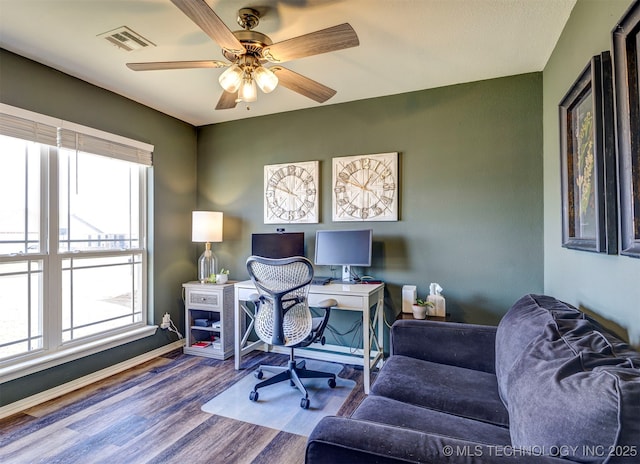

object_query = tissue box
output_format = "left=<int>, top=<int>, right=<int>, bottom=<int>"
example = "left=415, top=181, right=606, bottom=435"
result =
left=402, top=285, right=417, bottom=313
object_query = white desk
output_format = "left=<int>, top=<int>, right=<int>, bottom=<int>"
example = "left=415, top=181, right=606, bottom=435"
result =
left=234, top=280, right=385, bottom=394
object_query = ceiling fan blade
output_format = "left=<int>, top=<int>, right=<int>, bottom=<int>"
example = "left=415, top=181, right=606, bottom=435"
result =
left=126, top=60, right=228, bottom=71
left=216, top=91, right=238, bottom=110
left=271, top=66, right=336, bottom=103
left=171, top=0, right=245, bottom=55
left=263, top=23, right=359, bottom=63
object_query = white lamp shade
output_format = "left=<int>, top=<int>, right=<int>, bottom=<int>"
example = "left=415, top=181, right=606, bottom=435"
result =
left=218, top=64, right=243, bottom=93
left=254, top=66, right=278, bottom=93
left=192, top=211, right=223, bottom=242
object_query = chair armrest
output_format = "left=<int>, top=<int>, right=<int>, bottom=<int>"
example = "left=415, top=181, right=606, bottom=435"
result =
left=390, top=319, right=497, bottom=373
left=306, top=416, right=568, bottom=464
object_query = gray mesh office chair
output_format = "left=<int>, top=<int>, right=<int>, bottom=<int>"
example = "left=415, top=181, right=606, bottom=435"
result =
left=246, top=255, right=337, bottom=409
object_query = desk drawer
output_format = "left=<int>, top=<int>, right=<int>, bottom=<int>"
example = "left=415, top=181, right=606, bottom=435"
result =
left=309, top=293, right=363, bottom=310
left=189, top=291, right=221, bottom=309
left=236, top=287, right=257, bottom=301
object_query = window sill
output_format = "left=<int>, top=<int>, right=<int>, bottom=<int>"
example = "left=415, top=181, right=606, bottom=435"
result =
left=0, top=325, right=158, bottom=383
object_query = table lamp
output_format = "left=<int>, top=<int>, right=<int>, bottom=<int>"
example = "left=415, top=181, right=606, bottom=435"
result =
left=192, top=211, right=223, bottom=283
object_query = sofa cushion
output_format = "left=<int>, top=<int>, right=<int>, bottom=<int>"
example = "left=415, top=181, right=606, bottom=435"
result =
left=371, top=354, right=509, bottom=427
left=507, top=309, right=640, bottom=463
left=352, top=395, right=512, bottom=445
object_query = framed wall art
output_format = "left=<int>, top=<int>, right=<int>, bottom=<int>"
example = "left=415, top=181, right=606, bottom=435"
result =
left=264, top=161, right=319, bottom=224
left=332, top=152, right=398, bottom=222
left=559, top=52, right=617, bottom=253
left=612, top=0, right=640, bottom=258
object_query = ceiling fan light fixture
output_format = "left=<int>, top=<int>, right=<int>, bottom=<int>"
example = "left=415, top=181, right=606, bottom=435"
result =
left=239, top=77, right=257, bottom=102
left=218, top=64, right=243, bottom=93
left=254, top=66, right=278, bottom=93
left=129, top=5, right=359, bottom=111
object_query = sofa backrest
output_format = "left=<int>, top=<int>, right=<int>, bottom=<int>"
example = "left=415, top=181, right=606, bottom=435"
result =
left=495, top=294, right=561, bottom=405
left=496, top=294, right=640, bottom=463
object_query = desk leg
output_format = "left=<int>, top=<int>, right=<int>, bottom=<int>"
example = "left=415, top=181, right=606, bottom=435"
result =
left=234, top=294, right=262, bottom=369
left=365, top=287, right=385, bottom=394
left=362, top=302, right=371, bottom=394
left=377, top=288, right=384, bottom=365
left=234, top=289, right=242, bottom=370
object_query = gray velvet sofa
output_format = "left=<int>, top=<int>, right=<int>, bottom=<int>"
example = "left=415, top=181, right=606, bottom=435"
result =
left=306, top=294, right=640, bottom=463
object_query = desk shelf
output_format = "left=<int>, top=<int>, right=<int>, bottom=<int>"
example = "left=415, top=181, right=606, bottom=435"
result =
left=189, top=326, right=221, bottom=333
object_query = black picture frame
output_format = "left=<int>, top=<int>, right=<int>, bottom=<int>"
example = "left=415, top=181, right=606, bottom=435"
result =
left=612, top=0, right=640, bottom=258
left=559, top=52, right=617, bottom=253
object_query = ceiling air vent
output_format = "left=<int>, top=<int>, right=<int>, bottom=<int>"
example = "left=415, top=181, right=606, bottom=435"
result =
left=99, top=26, right=155, bottom=52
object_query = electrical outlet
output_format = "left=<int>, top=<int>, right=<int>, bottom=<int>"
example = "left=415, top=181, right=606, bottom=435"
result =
left=160, top=313, right=171, bottom=329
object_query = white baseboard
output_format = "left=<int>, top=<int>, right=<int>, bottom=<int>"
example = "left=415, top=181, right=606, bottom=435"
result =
left=0, top=339, right=185, bottom=420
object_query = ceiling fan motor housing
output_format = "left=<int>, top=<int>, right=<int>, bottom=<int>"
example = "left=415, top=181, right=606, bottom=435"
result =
left=223, top=30, right=272, bottom=62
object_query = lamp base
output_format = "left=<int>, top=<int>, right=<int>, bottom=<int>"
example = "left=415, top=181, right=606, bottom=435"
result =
left=198, top=244, right=218, bottom=283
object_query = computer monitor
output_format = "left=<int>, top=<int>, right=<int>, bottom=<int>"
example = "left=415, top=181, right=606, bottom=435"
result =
left=251, top=232, right=305, bottom=259
left=314, top=229, right=372, bottom=282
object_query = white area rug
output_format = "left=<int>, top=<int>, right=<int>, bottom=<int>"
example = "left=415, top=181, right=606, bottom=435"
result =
left=201, top=360, right=355, bottom=436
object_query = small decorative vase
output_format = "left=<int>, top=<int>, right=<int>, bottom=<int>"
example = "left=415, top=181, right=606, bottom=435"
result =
left=412, top=304, right=427, bottom=320
left=215, top=274, right=228, bottom=284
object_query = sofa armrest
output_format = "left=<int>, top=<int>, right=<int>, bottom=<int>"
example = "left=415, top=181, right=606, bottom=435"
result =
left=306, top=416, right=568, bottom=464
left=390, top=319, right=497, bottom=373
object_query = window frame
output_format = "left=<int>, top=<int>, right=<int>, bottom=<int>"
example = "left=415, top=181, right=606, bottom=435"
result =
left=0, top=104, right=156, bottom=382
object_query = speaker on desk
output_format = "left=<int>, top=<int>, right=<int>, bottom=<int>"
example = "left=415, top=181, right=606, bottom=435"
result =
left=402, top=285, right=417, bottom=313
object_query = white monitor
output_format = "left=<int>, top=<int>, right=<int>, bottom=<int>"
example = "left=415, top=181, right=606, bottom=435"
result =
left=314, top=229, right=372, bottom=282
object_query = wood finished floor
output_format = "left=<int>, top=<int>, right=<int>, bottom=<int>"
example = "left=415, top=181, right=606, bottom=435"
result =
left=0, top=350, right=368, bottom=464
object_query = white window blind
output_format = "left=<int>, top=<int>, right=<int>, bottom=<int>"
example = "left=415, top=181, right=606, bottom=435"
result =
left=57, top=128, right=153, bottom=166
left=0, top=113, right=58, bottom=146
left=0, top=103, right=153, bottom=166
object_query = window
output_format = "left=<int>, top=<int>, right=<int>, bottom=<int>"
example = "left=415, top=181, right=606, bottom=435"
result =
left=0, top=105, right=153, bottom=377
left=0, top=137, right=45, bottom=360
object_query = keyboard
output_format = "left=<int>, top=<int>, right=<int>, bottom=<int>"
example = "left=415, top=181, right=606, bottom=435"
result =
left=311, top=276, right=331, bottom=285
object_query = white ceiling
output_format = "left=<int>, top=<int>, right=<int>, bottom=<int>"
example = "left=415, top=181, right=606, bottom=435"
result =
left=0, top=0, right=576, bottom=127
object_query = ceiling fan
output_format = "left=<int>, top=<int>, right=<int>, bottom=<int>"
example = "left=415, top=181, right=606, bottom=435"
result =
left=126, top=0, right=360, bottom=110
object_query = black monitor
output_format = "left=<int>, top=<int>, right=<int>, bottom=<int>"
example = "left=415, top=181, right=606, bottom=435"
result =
left=314, top=229, right=372, bottom=282
left=251, top=232, right=305, bottom=259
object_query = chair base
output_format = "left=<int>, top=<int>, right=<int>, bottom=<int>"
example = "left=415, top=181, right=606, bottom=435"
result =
left=250, top=358, right=337, bottom=409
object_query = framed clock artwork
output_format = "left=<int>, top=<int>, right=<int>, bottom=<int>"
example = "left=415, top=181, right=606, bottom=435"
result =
left=264, top=161, right=319, bottom=224
left=332, top=152, right=398, bottom=222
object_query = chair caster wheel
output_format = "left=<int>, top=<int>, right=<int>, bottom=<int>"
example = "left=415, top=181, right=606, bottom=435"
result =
left=254, top=370, right=264, bottom=379
left=320, top=336, right=326, bottom=345
left=328, top=378, right=337, bottom=388
left=249, top=391, right=259, bottom=402
left=300, top=397, right=310, bottom=409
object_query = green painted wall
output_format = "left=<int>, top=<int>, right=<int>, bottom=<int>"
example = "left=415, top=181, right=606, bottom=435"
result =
left=2, top=0, right=637, bottom=408
left=197, top=73, right=544, bottom=331
left=0, top=50, right=546, bottom=406
left=0, top=50, right=197, bottom=405
left=543, top=0, right=640, bottom=345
